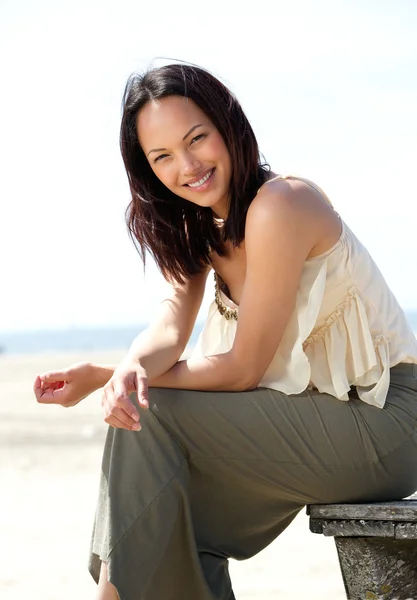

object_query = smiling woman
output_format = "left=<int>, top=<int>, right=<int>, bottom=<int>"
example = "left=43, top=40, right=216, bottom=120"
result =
left=119, top=65, right=269, bottom=282
left=33, top=63, right=417, bottom=600
left=137, top=96, right=232, bottom=218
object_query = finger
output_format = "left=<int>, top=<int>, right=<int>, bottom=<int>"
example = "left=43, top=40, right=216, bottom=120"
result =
left=35, top=387, right=57, bottom=404
left=40, top=380, right=65, bottom=391
left=105, top=413, right=141, bottom=431
left=34, top=374, right=42, bottom=394
left=113, top=383, right=140, bottom=422
left=35, top=382, right=70, bottom=405
left=40, top=370, right=68, bottom=383
left=50, top=386, right=75, bottom=406
left=49, top=381, right=65, bottom=390
left=34, top=375, right=46, bottom=402
left=106, top=406, right=139, bottom=430
left=137, top=377, right=149, bottom=409
left=34, top=375, right=57, bottom=404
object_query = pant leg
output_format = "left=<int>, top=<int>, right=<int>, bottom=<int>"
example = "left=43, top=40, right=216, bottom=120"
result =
left=88, top=405, right=302, bottom=600
left=89, top=364, right=417, bottom=599
left=89, top=408, right=217, bottom=600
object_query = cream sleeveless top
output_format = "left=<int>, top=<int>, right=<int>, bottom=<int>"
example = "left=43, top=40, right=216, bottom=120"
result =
left=191, top=175, right=417, bottom=408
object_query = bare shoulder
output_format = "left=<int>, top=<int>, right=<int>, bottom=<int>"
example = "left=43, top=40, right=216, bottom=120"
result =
left=248, top=176, right=334, bottom=221
left=246, top=176, right=341, bottom=257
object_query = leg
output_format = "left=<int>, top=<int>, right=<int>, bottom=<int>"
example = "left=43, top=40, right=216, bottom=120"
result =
left=148, top=383, right=417, bottom=558
left=335, top=537, right=417, bottom=599
left=89, top=407, right=217, bottom=600
left=89, top=381, right=417, bottom=600
left=96, top=562, right=119, bottom=600
left=89, top=389, right=304, bottom=600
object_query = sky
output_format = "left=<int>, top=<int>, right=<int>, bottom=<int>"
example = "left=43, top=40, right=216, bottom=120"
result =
left=1, top=0, right=416, bottom=332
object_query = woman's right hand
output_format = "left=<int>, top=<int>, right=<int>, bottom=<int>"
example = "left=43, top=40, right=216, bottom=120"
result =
left=101, top=361, right=149, bottom=431
left=34, top=361, right=104, bottom=408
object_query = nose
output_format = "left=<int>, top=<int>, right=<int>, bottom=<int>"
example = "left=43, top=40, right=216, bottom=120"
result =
left=180, top=150, right=202, bottom=176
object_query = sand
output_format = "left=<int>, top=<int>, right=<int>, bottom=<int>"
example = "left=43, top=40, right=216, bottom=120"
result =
left=0, top=350, right=346, bottom=599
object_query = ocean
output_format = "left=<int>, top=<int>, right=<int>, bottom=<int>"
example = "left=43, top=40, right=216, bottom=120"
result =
left=1, top=311, right=417, bottom=355
left=0, top=324, right=203, bottom=355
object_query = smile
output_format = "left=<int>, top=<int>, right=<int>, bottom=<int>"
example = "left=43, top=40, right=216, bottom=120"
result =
left=185, top=168, right=214, bottom=188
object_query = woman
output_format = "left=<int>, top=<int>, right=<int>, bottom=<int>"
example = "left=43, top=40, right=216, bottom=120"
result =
left=34, top=64, right=417, bottom=600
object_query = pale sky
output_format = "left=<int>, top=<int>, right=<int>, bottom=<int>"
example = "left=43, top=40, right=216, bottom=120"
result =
left=1, top=0, right=416, bottom=331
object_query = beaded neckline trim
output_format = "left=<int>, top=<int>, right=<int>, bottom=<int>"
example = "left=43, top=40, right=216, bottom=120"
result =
left=214, top=273, right=238, bottom=321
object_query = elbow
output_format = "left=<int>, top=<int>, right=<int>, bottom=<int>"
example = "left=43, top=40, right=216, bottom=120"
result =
left=225, top=352, right=262, bottom=392
left=246, top=377, right=261, bottom=391
left=242, top=376, right=261, bottom=392
left=230, top=364, right=262, bottom=392
left=230, top=379, right=259, bottom=392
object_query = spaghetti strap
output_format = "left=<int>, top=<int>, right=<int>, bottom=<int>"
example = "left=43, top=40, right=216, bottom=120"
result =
left=262, top=174, right=334, bottom=208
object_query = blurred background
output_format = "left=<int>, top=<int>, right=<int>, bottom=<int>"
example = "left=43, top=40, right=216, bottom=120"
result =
left=0, top=0, right=416, bottom=598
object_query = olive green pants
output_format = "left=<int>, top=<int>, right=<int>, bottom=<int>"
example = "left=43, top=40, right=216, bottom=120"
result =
left=89, top=363, right=417, bottom=600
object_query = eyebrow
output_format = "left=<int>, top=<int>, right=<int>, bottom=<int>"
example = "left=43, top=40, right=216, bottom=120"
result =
left=147, top=124, right=204, bottom=156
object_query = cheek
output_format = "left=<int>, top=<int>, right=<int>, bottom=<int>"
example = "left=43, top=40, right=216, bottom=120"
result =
left=208, top=135, right=227, bottom=156
left=150, top=163, right=176, bottom=188
left=208, top=136, right=231, bottom=169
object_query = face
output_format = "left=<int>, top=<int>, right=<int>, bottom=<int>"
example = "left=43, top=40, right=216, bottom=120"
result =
left=136, top=96, right=232, bottom=220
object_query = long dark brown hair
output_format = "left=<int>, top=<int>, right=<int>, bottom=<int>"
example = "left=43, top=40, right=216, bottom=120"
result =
left=120, top=63, right=270, bottom=283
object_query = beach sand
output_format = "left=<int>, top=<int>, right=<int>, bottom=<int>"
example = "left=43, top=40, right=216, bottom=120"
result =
left=1, top=350, right=346, bottom=599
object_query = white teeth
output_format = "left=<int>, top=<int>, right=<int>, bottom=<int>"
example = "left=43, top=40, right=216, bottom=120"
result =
left=188, top=170, right=212, bottom=188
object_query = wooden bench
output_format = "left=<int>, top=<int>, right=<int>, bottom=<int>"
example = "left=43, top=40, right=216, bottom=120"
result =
left=308, top=493, right=417, bottom=600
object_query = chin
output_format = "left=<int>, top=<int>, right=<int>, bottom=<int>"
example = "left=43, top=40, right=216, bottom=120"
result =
left=180, top=192, right=221, bottom=210
left=196, top=198, right=225, bottom=211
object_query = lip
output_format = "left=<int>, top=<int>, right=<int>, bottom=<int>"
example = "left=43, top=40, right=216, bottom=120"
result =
left=183, top=168, right=214, bottom=187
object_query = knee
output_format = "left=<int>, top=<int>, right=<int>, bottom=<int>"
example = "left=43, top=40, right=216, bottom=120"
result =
left=147, top=387, right=193, bottom=422
left=147, top=387, right=185, bottom=427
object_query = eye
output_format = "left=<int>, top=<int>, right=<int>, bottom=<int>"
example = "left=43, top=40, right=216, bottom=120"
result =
left=191, top=133, right=206, bottom=144
left=154, top=153, right=169, bottom=163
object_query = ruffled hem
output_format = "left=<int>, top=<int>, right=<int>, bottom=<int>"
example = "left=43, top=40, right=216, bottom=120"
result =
left=300, top=286, right=390, bottom=407
left=303, top=287, right=359, bottom=348
left=254, top=274, right=392, bottom=407
left=193, top=248, right=412, bottom=408
left=194, top=282, right=391, bottom=408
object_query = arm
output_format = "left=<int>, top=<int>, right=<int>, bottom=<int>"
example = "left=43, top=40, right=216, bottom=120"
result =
left=92, top=266, right=210, bottom=386
left=34, top=267, right=210, bottom=405
left=150, top=180, right=341, bottom=392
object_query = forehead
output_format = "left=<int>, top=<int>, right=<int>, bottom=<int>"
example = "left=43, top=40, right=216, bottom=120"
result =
left=136, top=96, right=209, bottom=148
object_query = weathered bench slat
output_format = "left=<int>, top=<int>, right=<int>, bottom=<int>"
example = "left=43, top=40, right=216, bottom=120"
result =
left=308, top=493, right=417, bottom=598
left=395, top=522, right=417, bottom=539
left=308, top=500, right=417, bottom=521
left=310, top=519, right=396, bottom=537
